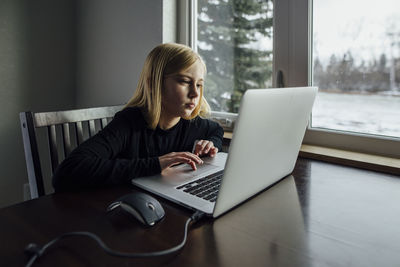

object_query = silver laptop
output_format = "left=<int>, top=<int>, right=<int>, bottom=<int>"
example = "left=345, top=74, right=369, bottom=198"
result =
left=132, top=87, right=318, bottom=218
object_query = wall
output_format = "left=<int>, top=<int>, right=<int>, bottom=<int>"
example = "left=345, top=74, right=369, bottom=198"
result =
left=75, top=0, right=162, bottom=108
left=0, top=0, right=77, bottom=207
left=0, top=0, right=163, bottom=208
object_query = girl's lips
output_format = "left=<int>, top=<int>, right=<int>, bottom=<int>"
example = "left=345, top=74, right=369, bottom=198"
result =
left=186, top=103, right=196, bottom=109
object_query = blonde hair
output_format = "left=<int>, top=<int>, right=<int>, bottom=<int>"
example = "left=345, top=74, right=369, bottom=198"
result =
left=125, top=43, right=211, bottom=129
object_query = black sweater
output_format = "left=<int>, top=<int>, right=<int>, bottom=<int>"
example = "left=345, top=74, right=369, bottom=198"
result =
left=52, top=107, right=224, bottom=191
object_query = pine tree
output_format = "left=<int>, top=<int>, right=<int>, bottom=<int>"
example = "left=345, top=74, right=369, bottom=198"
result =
left=197, top=0, right=273, bottom=112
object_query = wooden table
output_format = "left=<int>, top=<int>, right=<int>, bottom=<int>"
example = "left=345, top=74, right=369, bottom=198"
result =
left=1, top=157, right=400, bottom=266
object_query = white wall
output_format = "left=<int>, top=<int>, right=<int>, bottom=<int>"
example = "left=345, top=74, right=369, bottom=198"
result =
left=0, top=0, right=164, bottom=208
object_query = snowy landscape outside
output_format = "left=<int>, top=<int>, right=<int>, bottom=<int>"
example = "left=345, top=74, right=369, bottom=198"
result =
left=312, top=0, right=400, bottom=138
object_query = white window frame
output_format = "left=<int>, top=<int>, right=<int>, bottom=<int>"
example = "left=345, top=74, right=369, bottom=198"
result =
left=176, top=0, right=196, bottom=48
left=180, top=0, right=400, bottom=158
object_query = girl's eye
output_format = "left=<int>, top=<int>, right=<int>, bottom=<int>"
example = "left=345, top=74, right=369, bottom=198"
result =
left=178, top=79, right=190, bottom=83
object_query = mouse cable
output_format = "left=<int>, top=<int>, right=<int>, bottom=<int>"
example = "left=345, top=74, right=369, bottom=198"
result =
left=24, top=211, right=205, bottom=267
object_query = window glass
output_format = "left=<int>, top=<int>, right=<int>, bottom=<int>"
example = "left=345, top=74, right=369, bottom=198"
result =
left=197, top=0, right=273, bottom=113
left=312, top=0, right=400, bottom=138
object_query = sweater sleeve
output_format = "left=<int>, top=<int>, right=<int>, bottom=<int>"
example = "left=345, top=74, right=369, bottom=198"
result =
left=203, top=119, right=224, bottom=151
left=52, top=111, right=161, bottom=192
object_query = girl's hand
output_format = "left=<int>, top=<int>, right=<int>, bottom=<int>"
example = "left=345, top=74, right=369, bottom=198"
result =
left=159, top=152, right=203, bottom=171
left=192, top=140, right=218, bottom=157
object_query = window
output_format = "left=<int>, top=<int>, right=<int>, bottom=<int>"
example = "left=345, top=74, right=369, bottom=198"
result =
left=196, top=0, right=273, bottom=113
left=312, top=0, right=400, bottom=139
left=184, top=0, right=400, bottom=158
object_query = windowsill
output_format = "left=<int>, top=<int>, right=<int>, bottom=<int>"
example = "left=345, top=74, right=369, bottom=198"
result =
left=223, top=132, right=400, bottom=175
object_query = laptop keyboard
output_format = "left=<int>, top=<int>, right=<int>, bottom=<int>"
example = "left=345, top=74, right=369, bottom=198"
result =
left=176, top=170, right=224, bottom=202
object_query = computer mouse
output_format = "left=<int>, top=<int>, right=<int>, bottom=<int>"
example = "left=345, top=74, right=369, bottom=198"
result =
left=107, top=192, right=165, bottom=226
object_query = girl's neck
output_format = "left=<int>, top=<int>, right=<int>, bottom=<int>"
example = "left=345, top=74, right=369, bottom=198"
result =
left=158, top=115, right=181, bottom=130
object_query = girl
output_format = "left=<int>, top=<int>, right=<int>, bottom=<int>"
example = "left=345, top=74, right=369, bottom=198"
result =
left=52, top=43, right=224, bottom=191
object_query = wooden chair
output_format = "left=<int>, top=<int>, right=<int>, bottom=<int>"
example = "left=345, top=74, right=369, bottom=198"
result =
left=19, top=105, right=124, bottom=199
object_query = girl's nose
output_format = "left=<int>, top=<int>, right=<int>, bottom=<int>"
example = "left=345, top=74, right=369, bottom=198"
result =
left=189, top=84, right=199, bottom=98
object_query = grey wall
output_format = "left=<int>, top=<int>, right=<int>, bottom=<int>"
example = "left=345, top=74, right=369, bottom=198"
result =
left=0, top=0, right=163, bottom=208
left=76, top=0, right=162, bottom=108
left=0, top=0, right=77, bottom=207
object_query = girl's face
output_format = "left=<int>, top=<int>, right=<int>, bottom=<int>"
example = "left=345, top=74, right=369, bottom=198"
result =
left=161, top=60, right=205, bottom=122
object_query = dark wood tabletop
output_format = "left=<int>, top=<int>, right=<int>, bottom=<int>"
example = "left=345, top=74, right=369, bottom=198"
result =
left=1, top=157, right=400, bottom=267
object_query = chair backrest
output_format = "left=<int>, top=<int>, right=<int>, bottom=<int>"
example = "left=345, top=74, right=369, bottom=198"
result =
left=19, top=105, right=124, bottom=199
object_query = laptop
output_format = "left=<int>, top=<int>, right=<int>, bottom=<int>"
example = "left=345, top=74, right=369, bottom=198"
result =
left=132, top=86, right=318, bottom=218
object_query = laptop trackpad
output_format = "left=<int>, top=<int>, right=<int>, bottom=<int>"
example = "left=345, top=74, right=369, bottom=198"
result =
left=160, top=162, right=221, bottom=185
